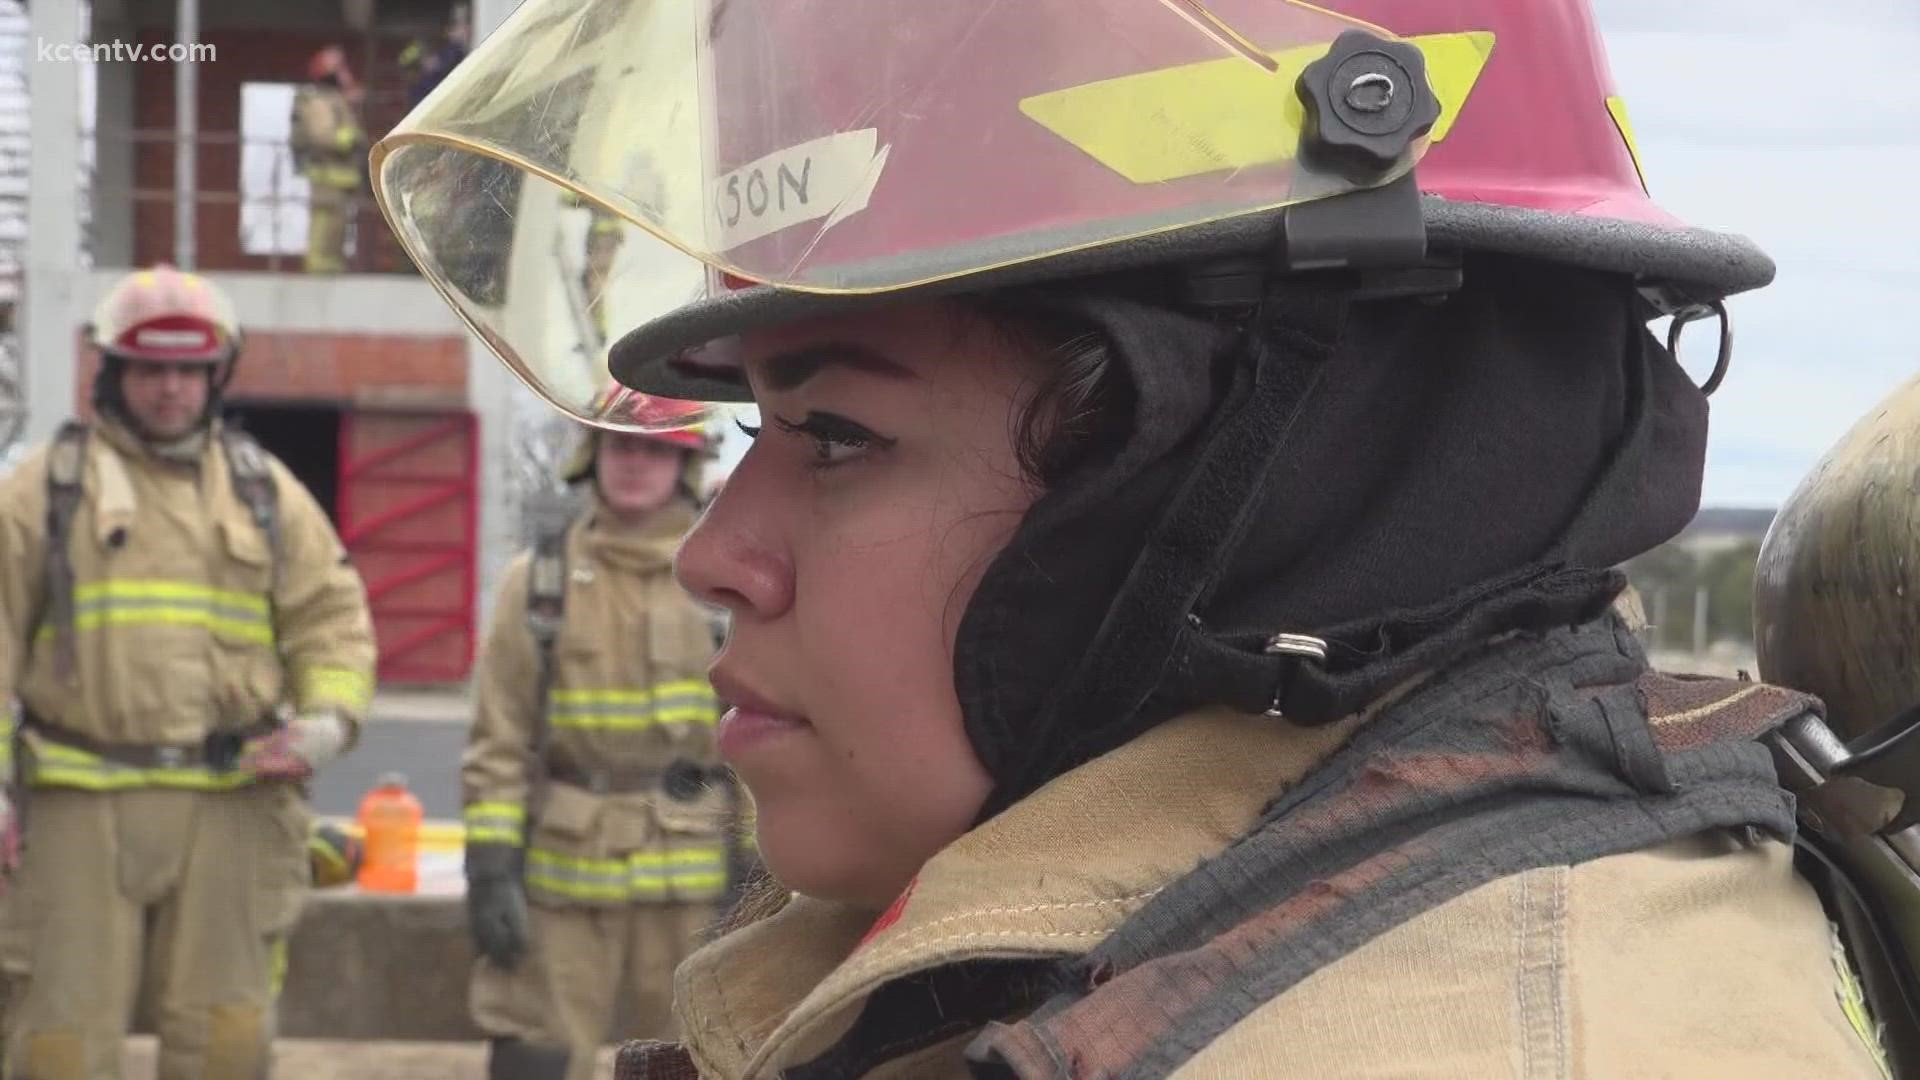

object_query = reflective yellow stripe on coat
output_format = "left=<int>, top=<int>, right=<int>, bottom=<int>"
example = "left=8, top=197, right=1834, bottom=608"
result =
left=546, top=679, right=719, bottom=732
left=299, top=666, right=374, bottom=715
left=303, top=162, right=362, bottom=189
left=464, top=801, right=527, bottom=846
left=25, top=738, right=257, bottom=792
left=34, top=579, right=274, bottom=645
left=525, top=844, right=727, bottom=904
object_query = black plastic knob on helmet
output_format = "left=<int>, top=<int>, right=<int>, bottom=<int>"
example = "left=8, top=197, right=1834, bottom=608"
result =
left=1296, top=30, right=1442, bottom=181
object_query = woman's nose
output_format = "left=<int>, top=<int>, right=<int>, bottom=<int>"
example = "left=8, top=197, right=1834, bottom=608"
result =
left=675, top=457, right=793, bottom=621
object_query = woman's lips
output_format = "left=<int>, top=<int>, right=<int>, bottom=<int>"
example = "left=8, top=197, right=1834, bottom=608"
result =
left=709, top=668, right=812, bottom=758
left=716, top=706, right=811, bottom=757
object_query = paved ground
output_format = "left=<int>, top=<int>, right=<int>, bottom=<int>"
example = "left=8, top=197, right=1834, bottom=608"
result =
left=123, top=1037, right=619, bottom=1078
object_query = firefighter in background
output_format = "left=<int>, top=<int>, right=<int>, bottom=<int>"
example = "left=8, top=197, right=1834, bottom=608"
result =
left=462, top=424, right=727, bottom=1080
left=582, top=210, right=624, bottom=343
left=400, top=3, right=472, bottom=110
left=290, top=46, right=367, bottom=274
left=0, top=265, right=376, bottom=1079
left=557, top=191, right=627, bottom=345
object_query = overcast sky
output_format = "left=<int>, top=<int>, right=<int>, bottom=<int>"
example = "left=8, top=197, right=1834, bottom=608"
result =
left=1593, top=0, right=1920, bottom=507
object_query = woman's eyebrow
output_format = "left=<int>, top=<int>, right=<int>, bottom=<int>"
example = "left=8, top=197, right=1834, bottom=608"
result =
left=758, top=342, right=918, bottom=392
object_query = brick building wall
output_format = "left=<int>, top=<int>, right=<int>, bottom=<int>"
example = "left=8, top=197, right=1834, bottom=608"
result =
left=73, top=329, right=466, bottom=411
left=131, top=28, right=418, bottom=273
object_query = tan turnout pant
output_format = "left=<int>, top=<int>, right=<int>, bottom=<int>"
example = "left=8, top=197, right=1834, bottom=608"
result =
left=304, top=186, right=352, bottom=274
left=0, top=785, right=310, bottom=1080
left=471, top=901, right=715, bottom=1080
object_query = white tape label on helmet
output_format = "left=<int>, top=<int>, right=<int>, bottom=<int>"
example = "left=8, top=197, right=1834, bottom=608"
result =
left=134, top=327, right=214, bottom=350
left=709, top=128, right=889, bottom=253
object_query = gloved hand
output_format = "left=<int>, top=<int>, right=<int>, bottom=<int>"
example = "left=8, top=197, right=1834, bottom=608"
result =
left=237, top=711, right=351, bottom=780
left=308, top=820, right=363, bottom=888
left=466, top=842, right=530, bottom=967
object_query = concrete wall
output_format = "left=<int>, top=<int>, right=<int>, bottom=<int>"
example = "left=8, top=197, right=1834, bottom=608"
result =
left=280, top=893, right=489, bottom=1041
left=22, top=0, right=81, bottom=447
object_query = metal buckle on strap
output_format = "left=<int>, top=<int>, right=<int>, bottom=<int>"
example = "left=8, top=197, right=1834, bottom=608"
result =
left=1262, top=633, right=1329, bottom=719
left=1766, top=711, right=1920, bottom=886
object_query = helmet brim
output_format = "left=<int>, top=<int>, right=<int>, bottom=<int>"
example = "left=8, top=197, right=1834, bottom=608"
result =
left=610, top=194, right=1774, bottom=403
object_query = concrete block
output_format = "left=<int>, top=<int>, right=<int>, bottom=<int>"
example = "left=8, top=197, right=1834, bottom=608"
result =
left=268, top=889, right=685, bottom=1042
left=126, top=888, right=698, bottom=1042
left=278, top=890, right=488, bottom=1041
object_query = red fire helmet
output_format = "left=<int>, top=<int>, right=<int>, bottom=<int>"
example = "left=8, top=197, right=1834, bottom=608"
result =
left=371, top=0, right=1770, bottom=433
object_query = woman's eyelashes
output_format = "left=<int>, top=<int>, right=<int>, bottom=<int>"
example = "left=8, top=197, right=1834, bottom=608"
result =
left=736, top=411, right=897, bottom=468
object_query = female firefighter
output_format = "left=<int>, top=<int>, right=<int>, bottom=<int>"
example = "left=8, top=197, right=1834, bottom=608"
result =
left=461, top=426, right=726, bottom=1080
left=378, top=0, right=1891, bottom=1075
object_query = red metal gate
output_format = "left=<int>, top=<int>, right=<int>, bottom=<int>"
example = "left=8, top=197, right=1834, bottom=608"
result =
left=338, top=410, right=478, bottom=682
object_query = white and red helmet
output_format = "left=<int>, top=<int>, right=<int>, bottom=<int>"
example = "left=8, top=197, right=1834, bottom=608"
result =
left=89, top=265, right=239, bottom=364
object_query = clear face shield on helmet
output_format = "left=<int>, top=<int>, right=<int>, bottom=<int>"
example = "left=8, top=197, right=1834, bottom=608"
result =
left=371, top=0, right=1479, bottom=435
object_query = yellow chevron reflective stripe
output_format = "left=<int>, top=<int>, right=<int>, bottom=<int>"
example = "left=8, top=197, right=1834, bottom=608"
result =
left=525, top=844, right=727, bottom=903
left=300, top=666, right=374, bottom=714
left=36, top=579, right=274, bottom=646
left=464, top=801, right=527, bottom=846
left=1605, top=94, right=1649, bottom=192
left=1020, top=29, right=1495, bottom=185
left=547, top=680, right=719, bottom=731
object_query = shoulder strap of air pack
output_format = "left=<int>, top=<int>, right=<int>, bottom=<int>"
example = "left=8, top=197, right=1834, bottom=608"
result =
left=41, top=421, right=91, bottom=679
left=218, top=427, right=282, bottom=589
left=525, top=519, right=570, bottom=815
left=959, top=626, right=1807, bottom=1080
